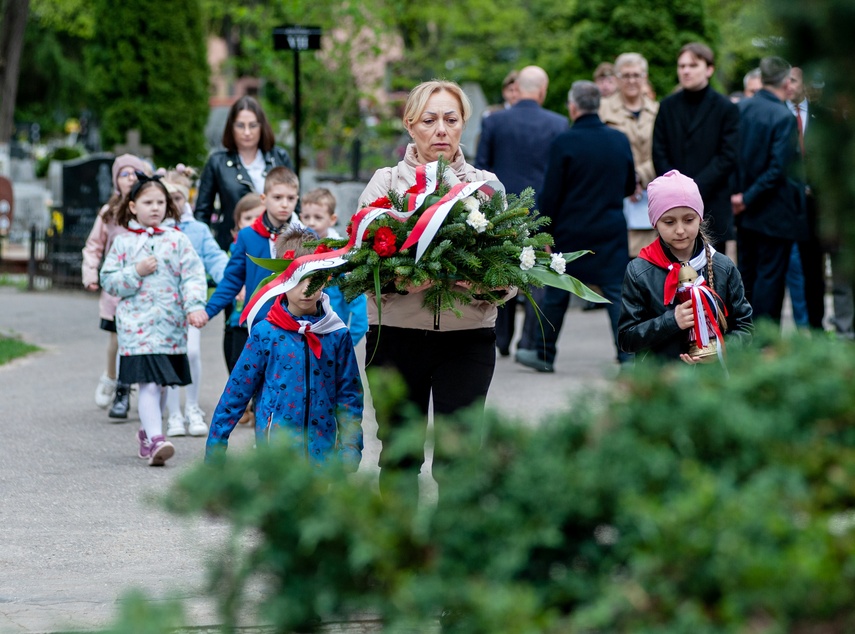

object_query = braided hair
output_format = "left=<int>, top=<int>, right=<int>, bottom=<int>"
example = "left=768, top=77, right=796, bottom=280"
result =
left=699, top=220, right=727, bottom=330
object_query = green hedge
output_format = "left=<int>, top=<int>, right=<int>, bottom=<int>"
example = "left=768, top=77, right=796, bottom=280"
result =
left=85, top=0, right=208, bottom=166
left=160, top=326, right=855, bottom=633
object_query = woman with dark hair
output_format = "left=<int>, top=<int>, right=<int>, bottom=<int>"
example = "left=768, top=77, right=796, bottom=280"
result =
left=196, top=96, right=294, bottom=250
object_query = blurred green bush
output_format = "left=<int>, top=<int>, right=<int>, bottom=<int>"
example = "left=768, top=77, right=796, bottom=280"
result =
left=35, top=145, right=85, bottom=178
left=162, top=326, right=855, bottom=633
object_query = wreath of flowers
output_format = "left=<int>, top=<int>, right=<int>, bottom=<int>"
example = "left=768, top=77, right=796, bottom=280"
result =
left=241, top=159, right=606, bottom=330
left=310, top=159, right=605, bottom=316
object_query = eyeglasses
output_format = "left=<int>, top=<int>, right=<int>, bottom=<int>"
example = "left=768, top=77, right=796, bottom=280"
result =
left=617, top=73, right=645, bottom=81
left=234, top=122, right=261, bottom=131
left=118, top=170, right=137, bottom=179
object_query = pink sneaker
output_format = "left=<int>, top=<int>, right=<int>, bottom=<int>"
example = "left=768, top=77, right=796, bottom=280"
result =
left=148, top=435, right=175, bottom=466
left=138, top=430, right=151, bottom=460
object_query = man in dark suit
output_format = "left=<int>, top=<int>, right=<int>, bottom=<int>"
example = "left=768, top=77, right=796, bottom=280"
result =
left=785, top=65, right=826, bottom=330
left=731, top=56, right=807, bottom=322
left=476, top=65, right=569, bottom=357
left=652, top=42, right=740, bottom=252
left=515, top=81, right=635, bottom=372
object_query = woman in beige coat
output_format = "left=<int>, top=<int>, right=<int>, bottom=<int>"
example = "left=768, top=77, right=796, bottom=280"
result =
left=357, top=80, right=509, bottom=508
left=598, top=52, right=660, bottom=256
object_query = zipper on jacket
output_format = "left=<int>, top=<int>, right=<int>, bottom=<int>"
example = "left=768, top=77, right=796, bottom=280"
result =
left=303, top=339, right=311, bottom=461
left=433, top=295, right=441, bottom=330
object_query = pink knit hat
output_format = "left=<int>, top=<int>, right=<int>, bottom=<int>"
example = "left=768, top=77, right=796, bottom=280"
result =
left=647, top=170, right=704, bottom=227
left=111, top=154, right=150, bottom=194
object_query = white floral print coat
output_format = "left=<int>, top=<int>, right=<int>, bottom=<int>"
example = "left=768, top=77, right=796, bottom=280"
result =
left=100, top=224, right=207, bottom=356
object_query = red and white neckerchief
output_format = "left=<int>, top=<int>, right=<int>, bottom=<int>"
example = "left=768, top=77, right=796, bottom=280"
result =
left=637, top=239, right=712, bottom=305
left=265, top=294, right=346, bottom=359
left=128, top=219, right=177, bottom=257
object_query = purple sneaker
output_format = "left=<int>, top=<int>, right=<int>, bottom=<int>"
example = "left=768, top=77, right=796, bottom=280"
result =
left=148, top=435, right=175, bottom=466
left=138, top=429, right=151, bottom=460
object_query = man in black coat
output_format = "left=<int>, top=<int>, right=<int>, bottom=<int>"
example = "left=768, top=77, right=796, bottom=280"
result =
left=731, top=56, right=807, bottom=322
left=652, top=42, right=739, bottom=252
left=515, top=81, right=635, bottom=372
left=476, top=65, right=569, bottom=356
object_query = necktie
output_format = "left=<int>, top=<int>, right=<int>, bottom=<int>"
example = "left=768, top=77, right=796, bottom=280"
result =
left=795, top=107, right=806, bottom=157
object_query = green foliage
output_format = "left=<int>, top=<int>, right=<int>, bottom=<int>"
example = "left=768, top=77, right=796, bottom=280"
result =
left=35, top=145, right=84, bottom=178
left=166, top=328, right=855, bottom=632
left=199, top=0, right=371, bottom=160
left=100, top=589, right=185, bottom=634
left=85, top=0, right=209, bottom=166
left=15, top=15, right=89, bottom=137
left=0, top=333, right=40, bottom=365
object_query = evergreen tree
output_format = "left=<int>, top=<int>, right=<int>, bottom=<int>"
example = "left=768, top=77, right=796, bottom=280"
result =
left=85, top=0, right=208, bottom=166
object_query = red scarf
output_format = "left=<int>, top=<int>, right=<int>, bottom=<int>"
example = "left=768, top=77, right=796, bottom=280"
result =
left=266, top=299, right=323, bottom=358
left=127, top=226, right=166, bottom=235
left=637, top=239, right=684, bottom=305
left=251, top=214, right=286, bottom=239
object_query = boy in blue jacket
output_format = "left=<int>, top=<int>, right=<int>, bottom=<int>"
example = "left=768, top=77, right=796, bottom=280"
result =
left=206, top=228, right=364, bottom=468
left=205, top=166, right=304, bottom=325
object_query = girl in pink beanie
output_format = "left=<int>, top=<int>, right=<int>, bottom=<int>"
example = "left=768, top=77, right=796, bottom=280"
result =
left=617, top=170, right=753, bottom=363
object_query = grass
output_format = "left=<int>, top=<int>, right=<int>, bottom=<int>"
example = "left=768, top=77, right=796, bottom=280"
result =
left=0, top=274, right=28, bottom=290
left=0, top=334, right=40, bottom=365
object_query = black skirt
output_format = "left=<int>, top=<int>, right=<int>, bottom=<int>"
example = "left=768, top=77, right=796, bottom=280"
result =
left=119, top=354, right=192, bottom=387
left=99, top=318, right=117, bottom=333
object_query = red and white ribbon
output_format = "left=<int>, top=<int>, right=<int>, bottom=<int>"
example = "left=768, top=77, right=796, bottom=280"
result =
left=686, top=275, right=728, bottom=352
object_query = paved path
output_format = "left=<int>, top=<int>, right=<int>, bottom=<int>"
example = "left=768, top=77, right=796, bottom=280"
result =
left=0, top=286, right=617, bottom=633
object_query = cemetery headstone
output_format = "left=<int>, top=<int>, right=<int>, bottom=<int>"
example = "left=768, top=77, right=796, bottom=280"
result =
left=51, top=153, right=114, bottom=287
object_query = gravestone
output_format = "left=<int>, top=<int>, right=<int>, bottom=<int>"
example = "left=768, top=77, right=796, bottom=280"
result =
left=51, top=153, right=115, bottom=287
left=114, top=129, right=152, bottom=159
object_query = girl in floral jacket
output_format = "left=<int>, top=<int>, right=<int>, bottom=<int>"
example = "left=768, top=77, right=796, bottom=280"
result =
left=101, top=174, right=209, bottom=466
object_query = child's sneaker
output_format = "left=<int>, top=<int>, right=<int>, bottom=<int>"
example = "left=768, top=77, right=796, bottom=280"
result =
left=95, top=373, right=117, bottom=408
left=185, top=404, right=208, bottom=437
left=148, top=435, right=175, bottom=466
left=166, top=413, right=186, bottom=437
left=138, top=429, right=151, bottom=460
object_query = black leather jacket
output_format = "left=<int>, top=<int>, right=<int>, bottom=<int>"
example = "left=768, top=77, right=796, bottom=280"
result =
left=618, top=243, right=753, bottom=361
left=195, top=147, right=293, bottom=250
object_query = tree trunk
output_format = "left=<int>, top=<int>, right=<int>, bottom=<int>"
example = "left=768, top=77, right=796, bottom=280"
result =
left=0, top=0, right=30, bottom=144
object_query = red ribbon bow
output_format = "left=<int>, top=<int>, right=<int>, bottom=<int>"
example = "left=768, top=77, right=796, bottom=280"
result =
left=266, top=299, right=323, bottom=358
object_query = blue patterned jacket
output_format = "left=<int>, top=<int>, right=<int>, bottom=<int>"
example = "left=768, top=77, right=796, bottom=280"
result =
left=205, top=295, right=364, bottom=468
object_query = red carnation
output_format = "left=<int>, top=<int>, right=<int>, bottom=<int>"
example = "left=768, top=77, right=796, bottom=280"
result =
left=314, top=243, right=333, bottom=254
left=369, top=196, right=392, bottom=209
left=373, top=226, right=397, bottom=257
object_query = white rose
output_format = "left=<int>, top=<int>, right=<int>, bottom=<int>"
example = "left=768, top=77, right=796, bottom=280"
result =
left=550, top=252, right=566, bottom=274
left=466, top=209, right=489, bottom=233
left=519, top=245, right=537, bottom=271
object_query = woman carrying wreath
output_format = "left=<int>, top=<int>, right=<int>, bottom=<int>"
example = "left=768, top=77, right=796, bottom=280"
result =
left=357, top=79, right=511, bottom=507
left=196, top=96, right=295, bottom=251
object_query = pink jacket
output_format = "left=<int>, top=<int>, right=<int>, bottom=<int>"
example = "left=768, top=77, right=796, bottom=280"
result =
left=81, top=205, right=129, bottom=320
